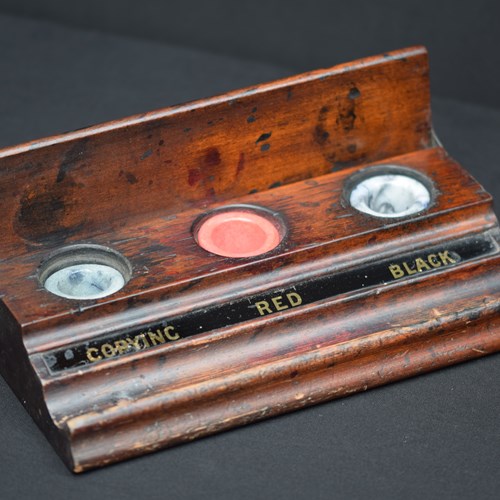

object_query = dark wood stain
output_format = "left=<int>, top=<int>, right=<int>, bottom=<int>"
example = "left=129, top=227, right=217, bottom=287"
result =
left=256, top=132, right=272, bottom=143
left=204, top=147, right=221, bottom=167
left=125, top=172, right=138, bottom=184
left=56, top=138, right=89, bottom=183
left=188, top=168, right=202, bottom=186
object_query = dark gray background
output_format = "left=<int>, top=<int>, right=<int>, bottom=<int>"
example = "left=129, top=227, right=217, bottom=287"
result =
left=0, top=0, right=499, bottom=108
left=0, top=4, right=499, bottom=500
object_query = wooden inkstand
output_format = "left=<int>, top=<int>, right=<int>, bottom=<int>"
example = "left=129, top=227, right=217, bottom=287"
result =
left=0, top=46, right=498, bottom=472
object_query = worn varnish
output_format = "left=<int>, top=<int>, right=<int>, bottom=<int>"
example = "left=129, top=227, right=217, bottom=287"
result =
left=0, top=46, right=498, bottom=472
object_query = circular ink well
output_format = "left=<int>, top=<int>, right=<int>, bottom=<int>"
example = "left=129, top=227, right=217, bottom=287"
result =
left=39, top=244, right=132, bottom=300
left=44, top=264, right=125, bottom=300
left=195, top=206, right=284, bottom=258
left=349, top=169, right=432, bottom=218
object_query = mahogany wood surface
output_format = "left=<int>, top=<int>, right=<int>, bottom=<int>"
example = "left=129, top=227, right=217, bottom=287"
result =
left=0, top=46, right=498, bottom=472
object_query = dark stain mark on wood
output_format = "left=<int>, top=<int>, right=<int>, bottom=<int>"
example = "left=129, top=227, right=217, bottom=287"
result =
left=261, top=143, right=271, bottom=152
left=14, top=188, right=82, bottom=243
left=314, top=125, right=330, bottom=145
left=140, top=149, right=153, bottom=160
left=56, top=139, right=88, bottom=183
left=204, top=147, right=221, bottom=167
left=158, top=139, right=165, bottom=146
left=247, top=115, right=256, bottom=123
left=336, top=98, right=357, bottom=132
left=269, top=181, right=282, bottom=189
left=314, top=106, right=330, bottom=145
left=188, top=168, right=202, bottom=186
left=349, top=87, right=361, bottom=99
left=18, top=192, right=64, bottom=229
left=256, top=132, right=272, bottom=143
left=125, top=172, right=138, bottom=184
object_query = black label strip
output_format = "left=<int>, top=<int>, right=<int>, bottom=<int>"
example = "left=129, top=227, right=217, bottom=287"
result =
left=43, top=234, right=496, bottom=373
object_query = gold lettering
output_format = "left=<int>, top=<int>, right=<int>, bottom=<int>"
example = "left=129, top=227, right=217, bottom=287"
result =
left=147, top=329, right=165, bottom=346
left=271, top=296, right=288, bottom=311
left=101, top=343, right=116, bottom=358
left=389, top=249, right=458, bottom=280
left=126, top=335, right=144, bottom=350
left=164, top=326, right=181, bottom=340
left=114, top=339, right=129, bottom=354
left=389, top=264, right=405, bottom=279
left=255, top=300, right=273, bottom=316
left=139, top=333, right=150, bottom=348
left=86, top=347, right=102, bottom=362
left=402, top=262, right=417, bottom=275
left=427, top=254, right=441, bottom=268
left=287, top=292, right=302, bottom=307
left=129, top=333, right=150, bottom=348
left=86, top=327, right=183, bottom=364
left=415, top=257, right=431, bottom=273
left=439, top=250, right=457, bottom=265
